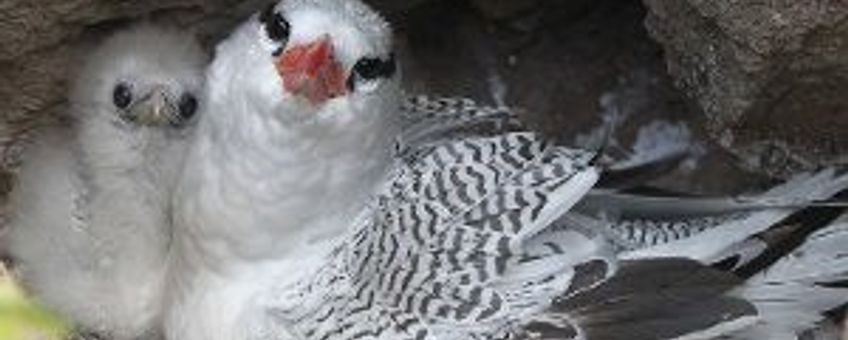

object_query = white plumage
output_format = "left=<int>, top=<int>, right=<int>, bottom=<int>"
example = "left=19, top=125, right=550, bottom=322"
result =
left=727, top=214, right=848, bottom=339
left=2, top=24, right=206, bottom=339
left=166, top=1, right=400, bottom=339
left=167, top=0, right=848, bottom=339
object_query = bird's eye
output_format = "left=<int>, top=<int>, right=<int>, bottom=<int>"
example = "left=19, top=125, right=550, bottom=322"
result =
left=178, top=94, right=199, bottom=121
left=347, top=54, right=397, bottom=91
left=353, top=55, right=397, bottom=81
left=112, top=83, right=133, bottom=109
left=260, top=4, right=290, bottom=44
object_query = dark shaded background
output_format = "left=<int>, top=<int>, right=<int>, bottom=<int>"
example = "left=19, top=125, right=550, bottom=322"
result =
left=390, top=0, right=769, bottom=193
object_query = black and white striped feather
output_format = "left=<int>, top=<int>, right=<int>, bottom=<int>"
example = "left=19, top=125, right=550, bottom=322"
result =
left=720, top=212, right=848, bottom=340
left=578, top=170, right=848, bottom=263
left=259, top=97, right=774, bottom=340
left=571, top=169, right=848, bottom=339
left=268, top=112, right=602, bottom=339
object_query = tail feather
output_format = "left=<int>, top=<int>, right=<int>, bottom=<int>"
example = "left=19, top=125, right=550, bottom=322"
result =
left=727, top=214, right=848, bottom=339
left=708, top=194, right=846, bottom=274
left=580, top=169, right=848, bottom=219
left=575, top=170, right=848, bottom=339
left=618, top=169, right=848, bottom=262
left=733, top=205, right=848, bottom=280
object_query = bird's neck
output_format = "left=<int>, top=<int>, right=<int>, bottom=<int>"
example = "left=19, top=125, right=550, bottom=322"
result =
left=175, top=101, right=396, bottom=274
left=168, top=103, right=395, bottom=340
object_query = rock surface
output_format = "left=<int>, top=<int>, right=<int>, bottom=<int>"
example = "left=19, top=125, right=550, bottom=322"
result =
left=0, top=0, right=762, bottom=195
left=2, top=1, right=846, bottom=181
left=643, top=0, right=848, bottom=178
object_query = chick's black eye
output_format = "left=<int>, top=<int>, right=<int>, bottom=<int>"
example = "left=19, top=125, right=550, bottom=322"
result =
left=112, top=83, right=132, bottom=109
left=178, top=94, right=198, bottom=121
left=260, top=4, right=290, bottom=44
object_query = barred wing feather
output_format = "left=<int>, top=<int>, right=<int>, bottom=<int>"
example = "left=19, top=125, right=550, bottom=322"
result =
left=271, top=121, right=604, bottom=340
left=268, top=96, right=759, bottom=340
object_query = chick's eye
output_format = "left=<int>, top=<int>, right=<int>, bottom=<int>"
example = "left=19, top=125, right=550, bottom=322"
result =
left=260, top=4, right=290, bottom=44
left=112, top=83, right=132, bottom=109
left=178, top=94, right=198, bottom=120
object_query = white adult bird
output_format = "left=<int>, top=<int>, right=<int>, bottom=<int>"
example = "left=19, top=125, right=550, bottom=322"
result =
left=167, top=0, right=848, bottom=339
left=2, top=24, right=206, bottom=339
left=166, top=1, right=401, bottom=338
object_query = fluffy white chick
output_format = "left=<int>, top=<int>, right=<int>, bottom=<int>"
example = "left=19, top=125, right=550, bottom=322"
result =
left=165, top=0, right=400, bottom=339
left=3, top=24, right=206, bottom=339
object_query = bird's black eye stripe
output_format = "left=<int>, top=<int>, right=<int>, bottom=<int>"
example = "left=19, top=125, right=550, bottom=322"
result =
left=259, top=4, right=290, bottom=44
left=353, top=54, right=397, bottom=80
left=347, top=54, right=397, bottom=91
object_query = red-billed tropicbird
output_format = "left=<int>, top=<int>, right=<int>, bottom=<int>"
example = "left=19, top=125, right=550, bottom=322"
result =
left=166, top=1, right=848, bottom=339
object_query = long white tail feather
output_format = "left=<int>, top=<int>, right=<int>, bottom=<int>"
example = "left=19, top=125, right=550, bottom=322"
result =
left=621, top=169, right=848, bottom=261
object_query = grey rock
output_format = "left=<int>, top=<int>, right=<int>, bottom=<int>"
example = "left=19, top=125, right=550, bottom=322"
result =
left=0, top=0, right=763, bottom=198
left=643, top=0, right=848, bottom=178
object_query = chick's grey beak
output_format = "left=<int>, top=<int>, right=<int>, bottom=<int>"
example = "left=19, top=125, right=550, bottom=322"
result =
left=131, top=85, right=177, bottom=126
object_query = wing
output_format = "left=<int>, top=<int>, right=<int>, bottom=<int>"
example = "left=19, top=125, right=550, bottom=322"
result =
left=399, top=94, right=688, bottom=192
left=398, top=95, right=528, bottom=160
left=269, top=96, right=603, bottom=340
left=267, top=97, right=760, bottom=340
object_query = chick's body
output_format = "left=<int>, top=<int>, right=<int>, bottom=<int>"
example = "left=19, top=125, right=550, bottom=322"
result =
left=3, top=25, right=206, bottom=340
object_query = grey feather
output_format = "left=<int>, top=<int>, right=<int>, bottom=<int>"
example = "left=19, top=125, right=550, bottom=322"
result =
left=587, top=169, right=848, bottom=262
left=724, top=214, right=848, bottom=340
left=579, top=169, right=848, bottom=219
left=516, top=258, right=757, bottom=340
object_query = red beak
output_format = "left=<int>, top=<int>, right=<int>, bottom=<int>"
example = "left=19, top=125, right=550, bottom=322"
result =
left=275, top=36, right=348, bottom=105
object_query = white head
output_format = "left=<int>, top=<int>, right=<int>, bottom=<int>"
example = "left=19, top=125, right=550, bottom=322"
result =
left=204, top=0, right=401, bottom=158
left=72, top=24, right=206, bottom=171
